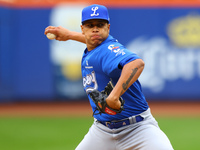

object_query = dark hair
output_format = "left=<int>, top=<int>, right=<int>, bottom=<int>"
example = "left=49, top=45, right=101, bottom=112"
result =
left=82, top=19, right=109, bottom=25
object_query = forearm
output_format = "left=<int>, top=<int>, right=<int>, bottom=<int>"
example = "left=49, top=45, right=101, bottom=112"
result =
left=45, top=26, right=86, bottom=43
left=115, top=59, right=144, bottom=96
left=69, top=31, right=86, bottom=43
left=106, top=59, right=145, bottom=109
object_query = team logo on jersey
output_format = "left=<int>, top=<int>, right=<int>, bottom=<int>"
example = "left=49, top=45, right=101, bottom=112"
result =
left=83, top=71, right=98, bottom=94
left=91, top=7, right=99, bottom=16
left=108, top=45, right=119, bottom=51
left=108, top=44, right=126, bottom=56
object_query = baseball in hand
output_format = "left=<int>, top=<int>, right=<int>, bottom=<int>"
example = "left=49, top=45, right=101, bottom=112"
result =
left=46, top=33, right=56, bottom=40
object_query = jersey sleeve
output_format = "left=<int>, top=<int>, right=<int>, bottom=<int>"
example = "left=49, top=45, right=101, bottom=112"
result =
left=100, top=43, right=141, bottom=76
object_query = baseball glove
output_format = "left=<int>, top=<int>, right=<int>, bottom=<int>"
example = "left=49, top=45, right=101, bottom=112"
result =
left=90, top=81, right=124, bottom=115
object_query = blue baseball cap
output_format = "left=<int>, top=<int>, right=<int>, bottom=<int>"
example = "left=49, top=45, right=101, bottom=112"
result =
left=82, top=4, right=110, bottom=24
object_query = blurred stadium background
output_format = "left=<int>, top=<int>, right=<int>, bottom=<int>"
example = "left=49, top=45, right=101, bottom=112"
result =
left=0, top=0, right=200, bottom=150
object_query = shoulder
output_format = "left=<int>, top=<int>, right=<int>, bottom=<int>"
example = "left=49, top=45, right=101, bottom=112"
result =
left=101, top=35, right=123, bottom=53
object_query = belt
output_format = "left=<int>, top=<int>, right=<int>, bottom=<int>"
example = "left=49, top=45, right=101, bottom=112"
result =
left=99, top=115, right=144, bottom=129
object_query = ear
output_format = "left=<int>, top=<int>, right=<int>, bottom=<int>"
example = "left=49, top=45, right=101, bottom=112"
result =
left=107, top=24, right=110, bottom=33
left=81, top=25, right=85, bottom=35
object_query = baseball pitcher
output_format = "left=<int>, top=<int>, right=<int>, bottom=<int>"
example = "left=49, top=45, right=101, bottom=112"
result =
left=45, top=4, right=174, bottom=150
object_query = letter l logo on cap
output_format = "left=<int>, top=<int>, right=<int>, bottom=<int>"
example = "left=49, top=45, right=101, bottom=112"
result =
left=91, top=7, right=99, bottom=16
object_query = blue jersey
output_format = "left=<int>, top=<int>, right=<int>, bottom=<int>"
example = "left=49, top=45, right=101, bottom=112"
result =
left=81, top=35, right=149, bottom=122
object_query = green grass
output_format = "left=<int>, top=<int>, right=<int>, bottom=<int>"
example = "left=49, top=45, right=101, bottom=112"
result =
left=0, top=117, right=93, bottom=150
left=156, top=117, right=200, bottom=150
left=0, top=117, right=199, bottom=150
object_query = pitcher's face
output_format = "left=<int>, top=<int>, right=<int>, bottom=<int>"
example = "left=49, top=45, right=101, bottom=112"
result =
left=81, top=19, right=110, bottom=51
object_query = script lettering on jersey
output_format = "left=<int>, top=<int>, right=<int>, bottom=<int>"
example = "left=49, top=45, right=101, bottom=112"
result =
left=108, top=44, right=125, bottom=56
left=91, top=7, right=99, bottom=16
left=83, top=71, right=98, bottom=94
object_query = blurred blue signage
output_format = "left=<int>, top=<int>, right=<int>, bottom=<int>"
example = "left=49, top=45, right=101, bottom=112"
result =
left=109, top=8, right=200, bottom=99
left=0, top=6, right=200, bottom=101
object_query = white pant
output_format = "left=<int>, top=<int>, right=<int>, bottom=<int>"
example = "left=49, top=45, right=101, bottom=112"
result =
left=76, top=109, right=173, bottom=150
